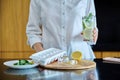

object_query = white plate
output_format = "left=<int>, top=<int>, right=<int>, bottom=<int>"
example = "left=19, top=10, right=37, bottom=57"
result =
left=3, top=60, right=39, bottom=69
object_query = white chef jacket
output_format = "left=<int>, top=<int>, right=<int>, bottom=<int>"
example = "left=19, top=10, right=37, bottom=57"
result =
left=26, top=0, right=97, bottom=60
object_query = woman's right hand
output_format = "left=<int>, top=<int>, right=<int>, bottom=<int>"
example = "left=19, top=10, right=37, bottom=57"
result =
left=33, top=42, right=44, bottom=52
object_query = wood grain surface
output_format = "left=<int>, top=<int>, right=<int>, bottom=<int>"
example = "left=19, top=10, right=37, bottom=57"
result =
left=41, top=60, right=96, bottom=70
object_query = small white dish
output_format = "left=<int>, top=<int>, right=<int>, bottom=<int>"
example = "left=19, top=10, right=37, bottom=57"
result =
left=3, top=60, right=39, bottom=69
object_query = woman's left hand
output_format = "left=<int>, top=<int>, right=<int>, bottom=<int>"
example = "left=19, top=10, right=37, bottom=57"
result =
left=92, top=27, right=98, bottom=43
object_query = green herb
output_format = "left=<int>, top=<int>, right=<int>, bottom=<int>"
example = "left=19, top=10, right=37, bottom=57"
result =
left=14, top=60, right=34, bottom=65
left=82, top=13, right=95, bottom=29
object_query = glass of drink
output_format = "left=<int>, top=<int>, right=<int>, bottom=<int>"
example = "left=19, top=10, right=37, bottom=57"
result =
left=82, top=13, right=95, bottom=42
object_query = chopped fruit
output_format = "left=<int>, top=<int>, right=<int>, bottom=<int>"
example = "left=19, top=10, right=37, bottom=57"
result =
left=69, top=59, right=78, bottom=65
left=71, top=51, right=82, bottom=61
left=83, top=27, right=93, bottom=40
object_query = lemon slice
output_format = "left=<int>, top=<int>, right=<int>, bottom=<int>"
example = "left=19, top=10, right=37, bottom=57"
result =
left=83, top=27, right=93, bottom=40
left=71, top=51, right=82, bottom=61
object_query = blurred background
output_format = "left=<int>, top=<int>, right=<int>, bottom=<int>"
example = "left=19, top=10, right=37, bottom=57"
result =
left=0, top=0, right=35, bottom=58
left=0, top=0, right=120, bottom=59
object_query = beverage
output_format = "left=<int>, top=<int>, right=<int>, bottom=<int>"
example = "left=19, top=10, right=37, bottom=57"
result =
left=82, top=13, right=95, bottom=41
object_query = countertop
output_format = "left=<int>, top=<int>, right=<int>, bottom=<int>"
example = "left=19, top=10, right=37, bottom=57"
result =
left=0, top=58, right=120, bottom=80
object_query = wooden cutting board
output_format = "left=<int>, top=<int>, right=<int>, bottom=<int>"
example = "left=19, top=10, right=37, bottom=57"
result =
left=40, top=60, right=96, bottom=70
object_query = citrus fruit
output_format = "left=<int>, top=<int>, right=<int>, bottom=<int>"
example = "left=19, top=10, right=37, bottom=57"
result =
left=71, top=51, right=82, bottom=61
left=83, top=27, right=93, bottom=40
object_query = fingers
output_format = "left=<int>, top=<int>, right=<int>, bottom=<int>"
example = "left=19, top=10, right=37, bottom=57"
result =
left=93, top=28, right=98, bottom=42
left=81, top=27, right=98, bottom=42
left=33, top=42, right=44, bottom=52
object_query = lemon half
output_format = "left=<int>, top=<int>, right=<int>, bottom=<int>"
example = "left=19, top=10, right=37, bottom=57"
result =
left=83, top=27, right=93, bottom=40
left=71, top=51, right=82, bottom=61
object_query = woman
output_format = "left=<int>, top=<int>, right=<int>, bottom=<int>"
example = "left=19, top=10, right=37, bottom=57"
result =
left=26, top=0, right=98, bottom=60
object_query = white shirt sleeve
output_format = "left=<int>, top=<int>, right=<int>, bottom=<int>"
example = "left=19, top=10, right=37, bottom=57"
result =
left=26, top=0, right=42, bottom=48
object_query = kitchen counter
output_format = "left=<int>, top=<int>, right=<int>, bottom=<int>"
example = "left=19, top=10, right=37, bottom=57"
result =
left=0, top=58, right=120, bottom=80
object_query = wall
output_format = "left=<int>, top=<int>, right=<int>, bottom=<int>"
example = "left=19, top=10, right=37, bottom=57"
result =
left=0, top=0, right=35, bottom=58
left=93, top=0, right=120, bottom=51
left=0, top=0, right=120, bottom=59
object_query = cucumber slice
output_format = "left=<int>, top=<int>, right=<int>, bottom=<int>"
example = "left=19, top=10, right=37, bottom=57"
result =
left=14, top=60, right=33, bottom=65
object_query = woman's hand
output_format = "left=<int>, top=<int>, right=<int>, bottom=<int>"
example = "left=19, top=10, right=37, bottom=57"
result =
left=93, top=27, right=98, bottom=43
left=33, top=42, right=44, bottom=52
left=81, top=27, right=98, bottom=43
